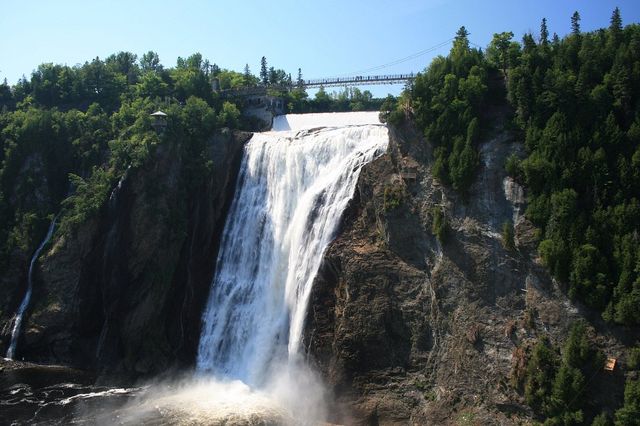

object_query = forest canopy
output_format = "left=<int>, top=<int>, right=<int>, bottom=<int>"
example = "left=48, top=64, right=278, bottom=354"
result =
left=391, top=8, right=640, bottom=328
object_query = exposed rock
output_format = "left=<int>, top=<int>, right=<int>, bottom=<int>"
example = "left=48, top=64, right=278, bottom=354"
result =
left=304, top=120, right=629, bottom=425
left=6, top=130, right=250, bottom=378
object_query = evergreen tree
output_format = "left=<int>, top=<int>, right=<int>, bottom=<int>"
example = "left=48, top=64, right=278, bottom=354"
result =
left=297, top=68, right=303, bottom=88
left=505, top=10, right=640, bottom=324
left=243, top=64, right=252, bottom=86
left=610, top=7, right=622, bottom=34
left=260, top=56, right=268, bottom=85
left=268, top=66, right=277, bottom=85
left=571, top=11, right=581, bottom=35
left=615, top=379, right=640, bottom=425
left=452, top=26, right=471, bottom=59
left=540, top=18, right=549, bottom=45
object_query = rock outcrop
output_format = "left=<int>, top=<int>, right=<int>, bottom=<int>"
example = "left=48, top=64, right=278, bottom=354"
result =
left=305, top=120, right=630, bottom=425
left=3, top=130, right=249, bottom=378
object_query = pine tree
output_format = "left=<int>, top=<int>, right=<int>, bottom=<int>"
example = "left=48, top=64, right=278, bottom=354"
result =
left=268, top=66, right=277, bottom=85
left=610, top=7, right=622, bottom=33
left=453, top=26, right=470, bottom=53
left=243, top=64, right=252, bottom=86
left=540, top=18, right=549, bottom=45
left=571, top=11, right=581, bottom=35
left=260, top=56, right=268, bottom=85
left=297, top=68, right=303, bottom=88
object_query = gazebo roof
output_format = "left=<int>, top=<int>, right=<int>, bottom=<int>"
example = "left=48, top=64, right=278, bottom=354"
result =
left=150, top=111, right=167, bottom=117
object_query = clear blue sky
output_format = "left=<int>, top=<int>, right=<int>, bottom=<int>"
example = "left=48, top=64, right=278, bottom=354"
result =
left=1, top=0, right=638, bottom=97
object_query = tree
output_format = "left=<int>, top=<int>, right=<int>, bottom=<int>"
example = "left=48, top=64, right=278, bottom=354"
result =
left=136, top=72, right=168, bottom=98
left=540, top=18, right=549, bottom=45
left=571, top=11, right=581, bottom=35
left=610, top=7, right=622, bottom=34
left=268, top=66, right=277, bottom=85
left=313, top=86, right=331, bottom=111
left=217, top=101, right=240, bottom=128
left=547, top=364, right=585, bottom=422
left=82, top=57, right=126, bottom=111
left=615, top=378, right=640, bottom=425
left=243, top=64, right=252, bottom=86
left=296, top=68, right=303, bottom=88
left=379, top=95, right=397, bottom=122
left=0, top=78, right=13, bottom=110
left=487, top=32, right=514, bottom=75
left=171, top=65, right=211, bottom=102
left=562, top=322, right=592, bottom=369
left=451, top=26, right=471, bottom=64
left=260, top=56, right=268, bottom=85
left=140, top=51, right=161, bottom=73
left=210, top=63, right=220, bottom=77
left=184, top=53, right=203, bottom=70
left=524, top=337, right=557, bottom=411
left=106, top=51, right=139, bottom=85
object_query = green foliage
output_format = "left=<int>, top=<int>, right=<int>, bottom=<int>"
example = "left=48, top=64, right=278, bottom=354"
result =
left=615, top=378, right=640, bottom=425
left=505, top=9, right=640, bottom=323
left=591, top=413, right=611, bottom=426
left=60, top=168, right=113, bottom=232
left=487, top=32, right=515, bottom=74
left=379, top=95, right=397, bottom=123
left=0, top=50, right=240, bottom=268
left=431, top=207, right=448, bottom=243
left=383, top=184, right=404, bottom=211
left=407, top=26, right=489, bottom=193
left=505, top=153, right=522, bottom=180
left=502, top=220, right=515, bottom=250
left=524, top=337, right=557, bottom=411
left=217, top=101, right=241, bottom=129
left=284, top=86, right=385, bottom=114
left=628, top=347, right=640, bottom=370
left=519, top=323, right=603, bottom=424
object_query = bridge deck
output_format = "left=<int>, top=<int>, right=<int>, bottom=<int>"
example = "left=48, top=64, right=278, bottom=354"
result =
left=218, top=73, right=416, bottom=97
left=303, top=74, right=415, bottom=88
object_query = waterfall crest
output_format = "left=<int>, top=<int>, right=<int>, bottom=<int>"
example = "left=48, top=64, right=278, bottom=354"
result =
left=197, top=113, right=388, bottom=386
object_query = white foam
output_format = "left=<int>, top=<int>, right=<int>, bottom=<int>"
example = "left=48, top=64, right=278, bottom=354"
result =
left=195, top=112, right=388, bottom=425
left=272, top=111, right=382, bottom=131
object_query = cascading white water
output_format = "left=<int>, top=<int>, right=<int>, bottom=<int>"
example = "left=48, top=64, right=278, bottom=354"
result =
left=197, top=112, right=388, bottom=387
left=6, top=216, right=57, bottom=359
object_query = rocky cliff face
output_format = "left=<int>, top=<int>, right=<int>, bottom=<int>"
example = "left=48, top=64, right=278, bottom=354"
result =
left=1, top=130, right=249, bottom=378
left=2, top=114, right=633, bottom=424
left=305, top=120, right=630, bottom=425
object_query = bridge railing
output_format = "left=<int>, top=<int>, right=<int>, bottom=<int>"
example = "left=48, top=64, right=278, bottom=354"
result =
left=217, top=73, right=417, bottom=98
left=303, top=73, right=415, bottom=88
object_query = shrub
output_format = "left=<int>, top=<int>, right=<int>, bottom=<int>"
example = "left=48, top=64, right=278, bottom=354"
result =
left=502, top=220, right=515, bottom=250
left=505, top=153, right=522, bottom=179
left=628, top=347, right=640, bottom=370
left=431, top=207, right=448, bottom=243
left=383, top=184, right=404, bottom=211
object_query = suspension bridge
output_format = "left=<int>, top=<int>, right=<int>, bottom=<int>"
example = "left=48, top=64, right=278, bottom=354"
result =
left=218, top=37, right=459, bottom=98
left=218, top=73, right=416, bottom=98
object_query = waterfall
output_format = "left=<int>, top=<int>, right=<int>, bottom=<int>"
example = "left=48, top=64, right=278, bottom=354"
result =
left=197, top=112, right=388, bottom=386
left=6, top=215, right=57, bottom=360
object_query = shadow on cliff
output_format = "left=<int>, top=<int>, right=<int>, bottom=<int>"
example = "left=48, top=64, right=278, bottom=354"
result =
left=4, top=129, right=251, bottom=380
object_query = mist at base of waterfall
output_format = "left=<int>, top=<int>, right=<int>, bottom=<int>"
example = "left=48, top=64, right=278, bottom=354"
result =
left=1, top=359, right=328, bottom=426
left=95, top=362, right=327, bottom=426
